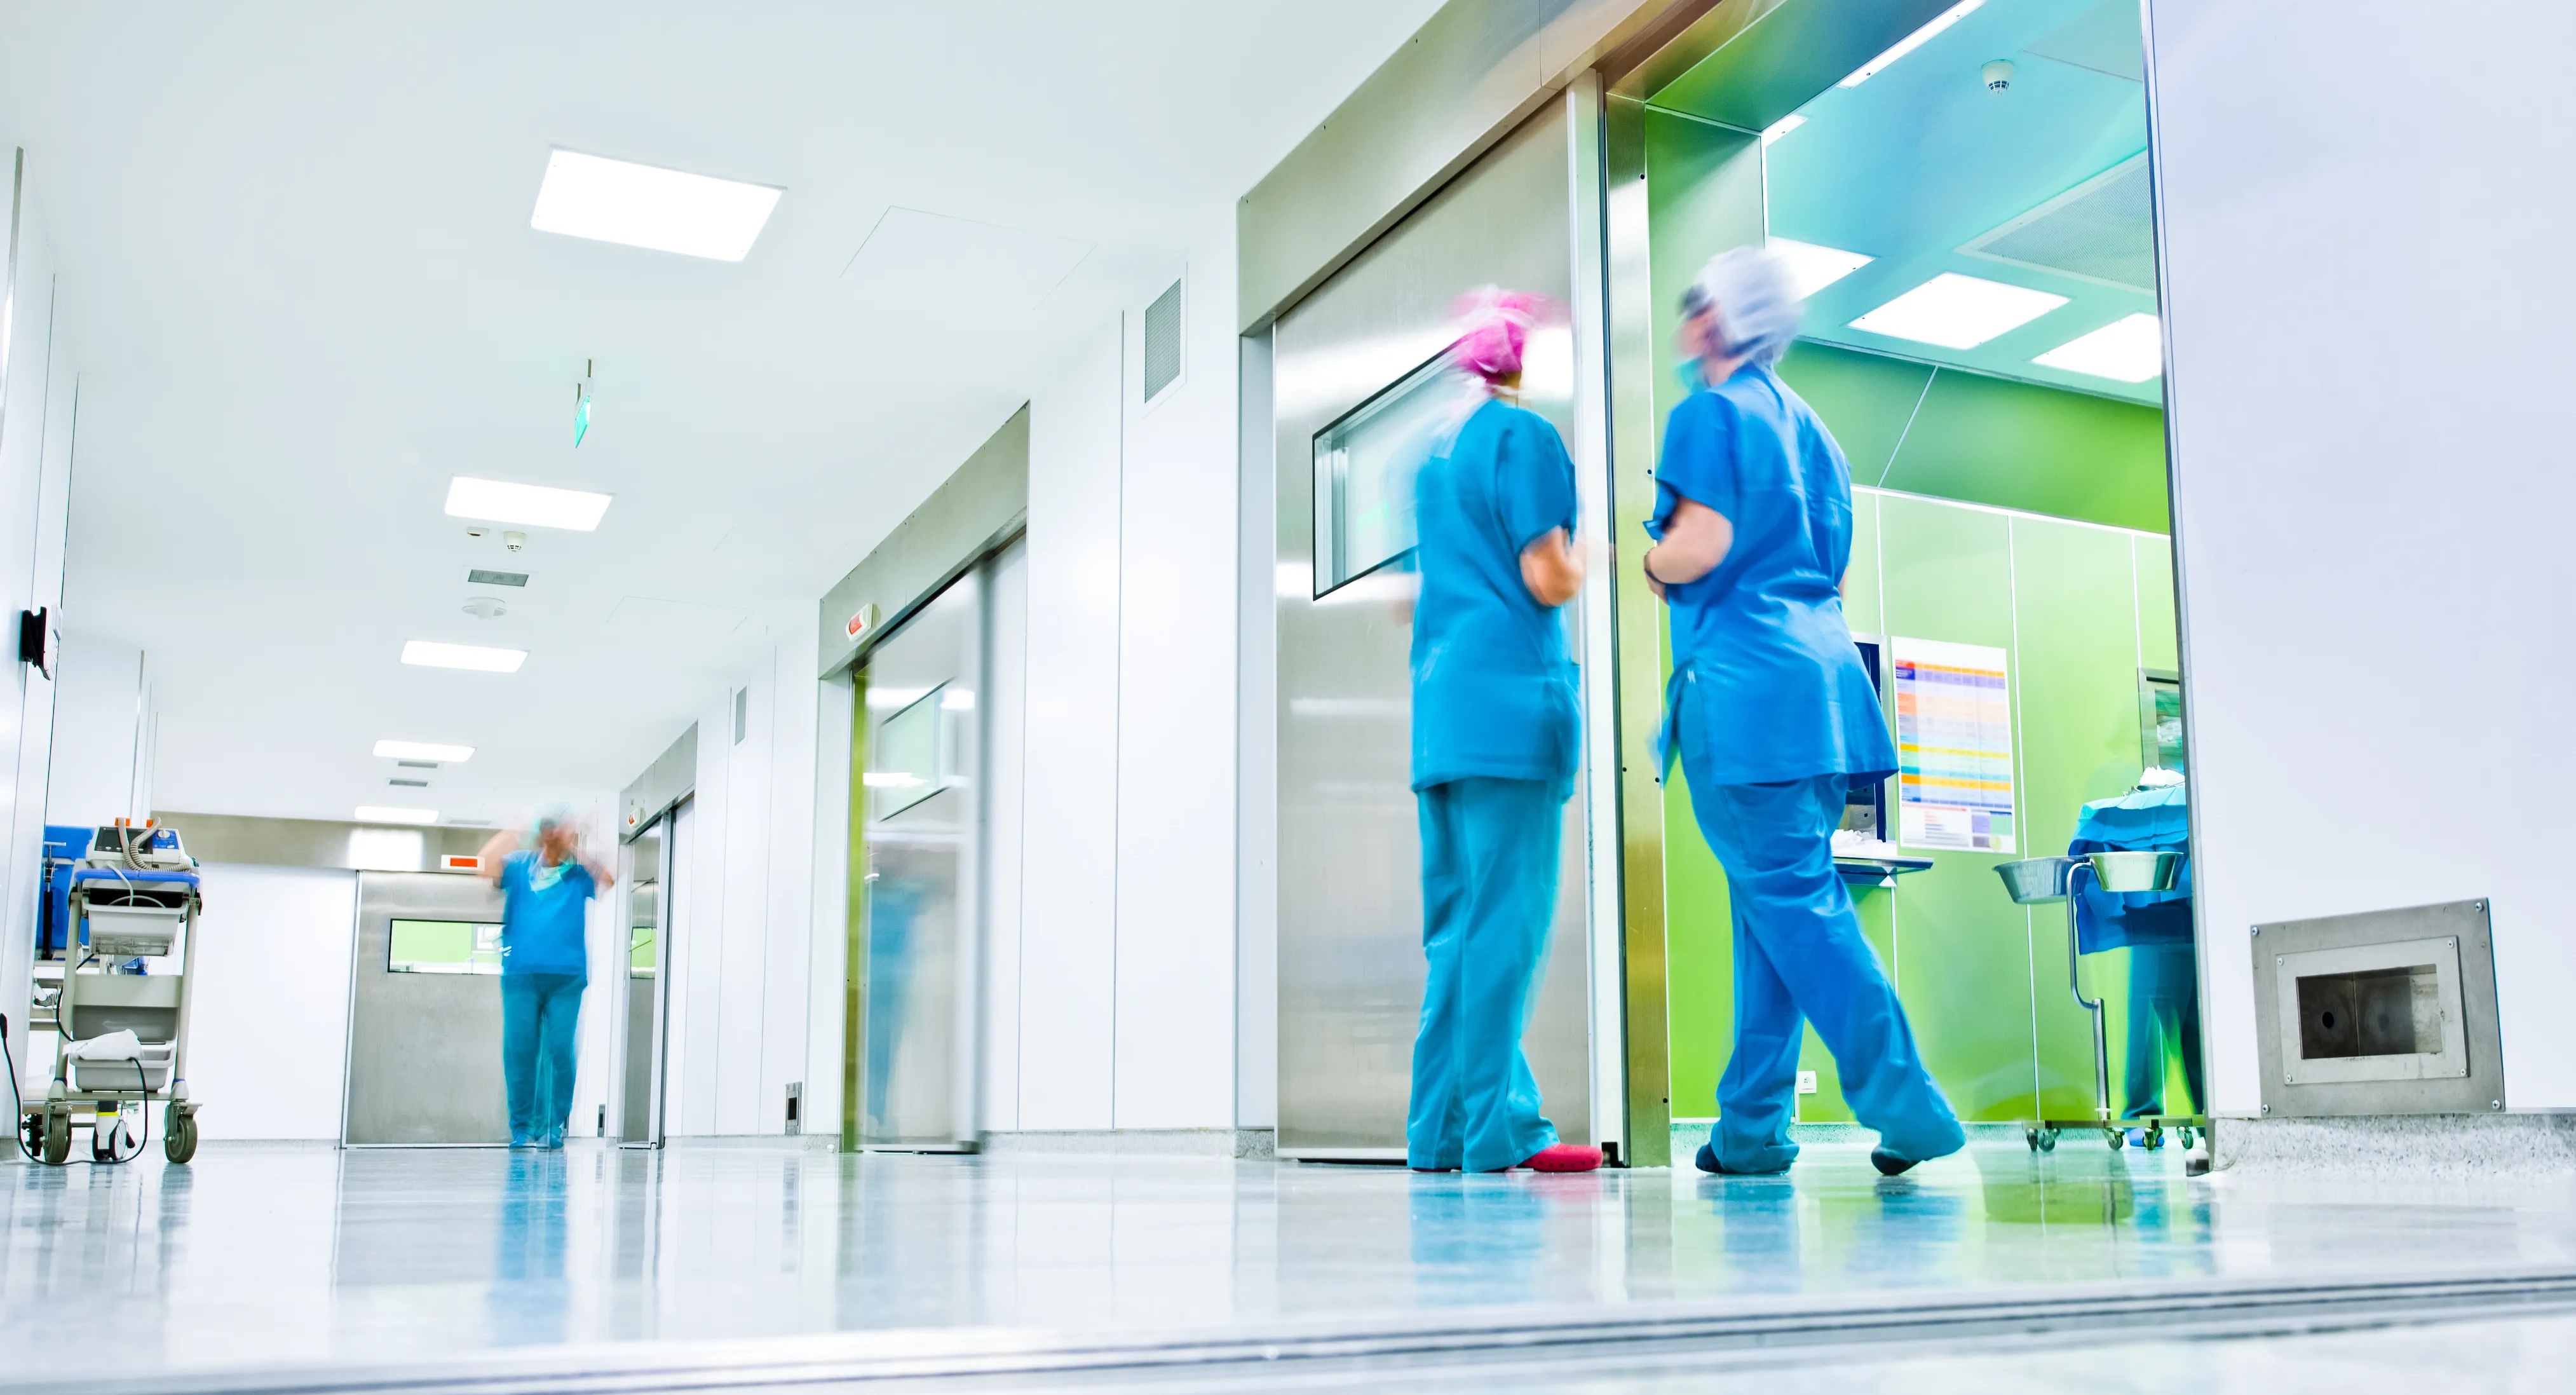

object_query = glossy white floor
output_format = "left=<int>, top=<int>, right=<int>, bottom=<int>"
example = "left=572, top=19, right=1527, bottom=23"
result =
left=2, top=1139, right=2571, bottom=1385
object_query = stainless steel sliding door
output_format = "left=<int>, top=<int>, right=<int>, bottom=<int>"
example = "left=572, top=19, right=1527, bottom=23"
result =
left=1272, top=100, right=1596, bottom=1159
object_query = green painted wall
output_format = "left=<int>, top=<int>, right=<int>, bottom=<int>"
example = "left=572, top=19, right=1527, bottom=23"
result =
left=1776, top=343, right=2171, bottom=534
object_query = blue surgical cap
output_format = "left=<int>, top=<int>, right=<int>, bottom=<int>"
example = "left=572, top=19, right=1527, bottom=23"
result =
left=1681, top=246, right=1801, bottom=367
left=533, top=803, right=576, bottom=835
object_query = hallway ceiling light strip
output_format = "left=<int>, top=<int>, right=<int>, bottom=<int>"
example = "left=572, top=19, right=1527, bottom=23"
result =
left=401, top=640, right=527, bottom=673
left=444, top=477, right=613, bottom=531
left=1838, top=0, right=1984, bottom=88
left=529, top=149, right=782, bottom=262
left=373, top=740, right=475, bottom=762
left=354, top=806, right=438, bottom=825
left=1849, top=272, right=2067, bottom=349
left=2033, top=312, right=2164, bottom=383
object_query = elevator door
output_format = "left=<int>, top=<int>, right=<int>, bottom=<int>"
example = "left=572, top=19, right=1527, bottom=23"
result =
left=344, top=870, right=511, bottom=1145
left=1272, top=100, right=1594, bottom=1159
left=858, top=569, right=982, bottom=1150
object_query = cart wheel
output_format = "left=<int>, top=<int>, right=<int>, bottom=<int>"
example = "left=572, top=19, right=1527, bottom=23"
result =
left=2178, top=1126, right=2198, bottom=1150
left=2145, top=1126, right=2166, bottom=1151
left=41, top=1111, right=69, bottom=1164
left=2038, top=1128, right=2058, bottom=1153
left=90, top=1119, right=118, bottom=1162
left=2023, top=1127, right=2040, bottom=1152
left=18, top=1112, right=39, bottom=1159
left=165, top=1109, right=197, bottom=1166
left=2106, top=1127, right=2125, bottom=1151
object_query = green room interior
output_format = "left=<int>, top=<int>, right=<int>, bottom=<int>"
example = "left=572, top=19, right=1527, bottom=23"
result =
left=1636, top=0, right=2191, bottom=1133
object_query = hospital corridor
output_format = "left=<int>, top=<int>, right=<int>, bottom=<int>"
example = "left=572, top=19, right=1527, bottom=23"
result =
left=2, top=1, right=2574, bottom=1391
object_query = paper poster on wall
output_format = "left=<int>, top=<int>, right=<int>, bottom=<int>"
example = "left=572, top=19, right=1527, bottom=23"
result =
left=1892, top=637, right=2016, bottom=853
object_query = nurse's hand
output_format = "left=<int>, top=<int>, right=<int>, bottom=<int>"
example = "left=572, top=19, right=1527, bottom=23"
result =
left=1645, top=572, right=1667, bottom=602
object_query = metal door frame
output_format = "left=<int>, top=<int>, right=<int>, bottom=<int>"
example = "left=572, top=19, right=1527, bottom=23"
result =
left=616, top=798, right=685, bottom=1148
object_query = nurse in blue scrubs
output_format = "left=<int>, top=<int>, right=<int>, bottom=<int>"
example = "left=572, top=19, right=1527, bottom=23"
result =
left=1644, top=248, right=1965, bottom=1178
left=1406, top=289, right=1601, bottom=1175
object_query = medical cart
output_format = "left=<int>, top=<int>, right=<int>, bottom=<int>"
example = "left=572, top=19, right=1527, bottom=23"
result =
left=1995, top=850, right=2207, bottom=1154
left=20, top=824, right=205, bottom=1164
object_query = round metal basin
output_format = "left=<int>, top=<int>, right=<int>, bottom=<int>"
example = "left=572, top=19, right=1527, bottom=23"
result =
left=1994, top=856, right=2077, bottom=905
left=2088, top=849, right=2183, bottom=892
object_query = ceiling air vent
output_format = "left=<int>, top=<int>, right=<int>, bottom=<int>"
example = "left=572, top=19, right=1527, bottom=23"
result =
left=397, top=760, right=438, bottom=770
left=1959, top=154, right=2154, bottom=292
left=389, top=778, right=430, bottom=788
left=466, top=568, right=530, bottom=587
left=1142, top=278, right=1183, bottom=402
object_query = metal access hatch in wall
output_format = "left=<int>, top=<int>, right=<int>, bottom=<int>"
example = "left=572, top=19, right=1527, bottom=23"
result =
left=2253, top=898, right=2504, bottom=1117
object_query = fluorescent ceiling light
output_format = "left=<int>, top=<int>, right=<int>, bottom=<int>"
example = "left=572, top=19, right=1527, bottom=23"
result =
left=1839, top=0, right=1985, bottom=87
left=861, top=772, right=924, bottom=789
left=529, top=149, right=782, bottom=262
left=1849, top=273, right=2067, bottom=349
left=1768, top=238, right=1874, bottom=299
left=355, top=806, right=439, bottom=825
left=374, top=740, right=475, bottom=763
left=1760, top=114, right=1807, bottom=146
left=444, top=477, right=612, bottom=531
left=402, top=640, right=527, bottom=673
left=2033, top=312, right=2164, bottom=383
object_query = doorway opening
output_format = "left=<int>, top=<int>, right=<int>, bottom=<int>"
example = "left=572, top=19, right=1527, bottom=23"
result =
left=1611, top=0, right=2193, bottom=1162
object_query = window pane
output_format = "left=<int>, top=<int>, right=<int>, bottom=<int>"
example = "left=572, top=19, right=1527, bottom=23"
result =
left=1312, top=353, right=1476, bottom=595
left=388, top=918, right=503, bottom=975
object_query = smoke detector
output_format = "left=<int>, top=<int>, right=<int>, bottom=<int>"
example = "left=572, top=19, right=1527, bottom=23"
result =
left=1981, top=58, right=2015, bottom=92
left=463, top=596, right=508, bottom=620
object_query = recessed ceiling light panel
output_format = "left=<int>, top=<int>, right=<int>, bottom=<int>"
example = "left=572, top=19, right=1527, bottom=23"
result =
left=2033, top=312, right=2164, bottom=383
left=402, top=640, right=527, bottom=673
left=445, top=477, right=611, bottom=531
left=355, top=806, right=440, bottom=825
left=1849, top=272, right=2068, bottom=349
left=374, top=740, right=475, bottom=763
left=1840, top=0, right=1986, bottom=88
left=1768, top=238, right=1874, bottom=300
left=529, top=149, right=782, bottom=262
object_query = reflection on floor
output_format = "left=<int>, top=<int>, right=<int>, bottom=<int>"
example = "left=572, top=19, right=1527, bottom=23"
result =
left=2, top=1140, right=2572, bottom=1378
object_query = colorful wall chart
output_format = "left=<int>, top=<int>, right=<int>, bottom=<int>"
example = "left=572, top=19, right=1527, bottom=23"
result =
left=1892, top=637, right=2016, bottom=852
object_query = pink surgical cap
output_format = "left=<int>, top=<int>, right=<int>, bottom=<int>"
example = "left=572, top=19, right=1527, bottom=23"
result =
left=1450, top=287, right=1549, bottom=384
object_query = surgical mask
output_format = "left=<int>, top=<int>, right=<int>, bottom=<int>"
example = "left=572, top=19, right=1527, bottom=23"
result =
left=1675, top=358, right=1705, bottom=395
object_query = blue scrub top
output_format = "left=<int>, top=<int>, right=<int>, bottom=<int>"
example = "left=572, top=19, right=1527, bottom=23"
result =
left=1649, top=363, right=1896, bottom=789
left=499, top=850, right=596, bottom=980
left=1409, top=395, right=1582, bottom=793
left=2070, top=783, right=2193, bottom=953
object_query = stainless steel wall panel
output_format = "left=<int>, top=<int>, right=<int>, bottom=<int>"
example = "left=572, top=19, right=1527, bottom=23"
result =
left=1274, top=102, right=1592, bottom=1158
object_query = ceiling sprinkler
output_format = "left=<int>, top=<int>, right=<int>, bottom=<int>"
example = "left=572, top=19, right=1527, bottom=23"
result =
left=463, top=596, right=508, bottom=620
left=1982, top=58, right=2014, bottom=92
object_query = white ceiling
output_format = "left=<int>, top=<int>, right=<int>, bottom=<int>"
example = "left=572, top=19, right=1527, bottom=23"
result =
left=0, top=0, right=1440, bottom=826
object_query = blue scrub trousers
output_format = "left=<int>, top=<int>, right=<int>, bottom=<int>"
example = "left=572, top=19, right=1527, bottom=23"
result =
left=1409, top=776, right=1563, bottom=1173
left=2121, top=943, right=2203, bottom=1119
left=1683, top=772, right=1963, bottom=1173
left=501, top=972, right=583, bottom=1143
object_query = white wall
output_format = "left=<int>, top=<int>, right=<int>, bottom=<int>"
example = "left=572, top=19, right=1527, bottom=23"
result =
left=1110, top=237, right=1240, bottom=1129
left=45, top=634, right=149, bottom=828
left=2148, top=0, right=2576, bottom=1110
left=1012, top=228, right=1243, bottom=1134
left=0, top=153, right=79, bottom=1085
left=657, top=639, right=817, bottom=1136
left=1018, top=323, right=1125, bottom=1130
left=184, top=863, right=355, bottom=1140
